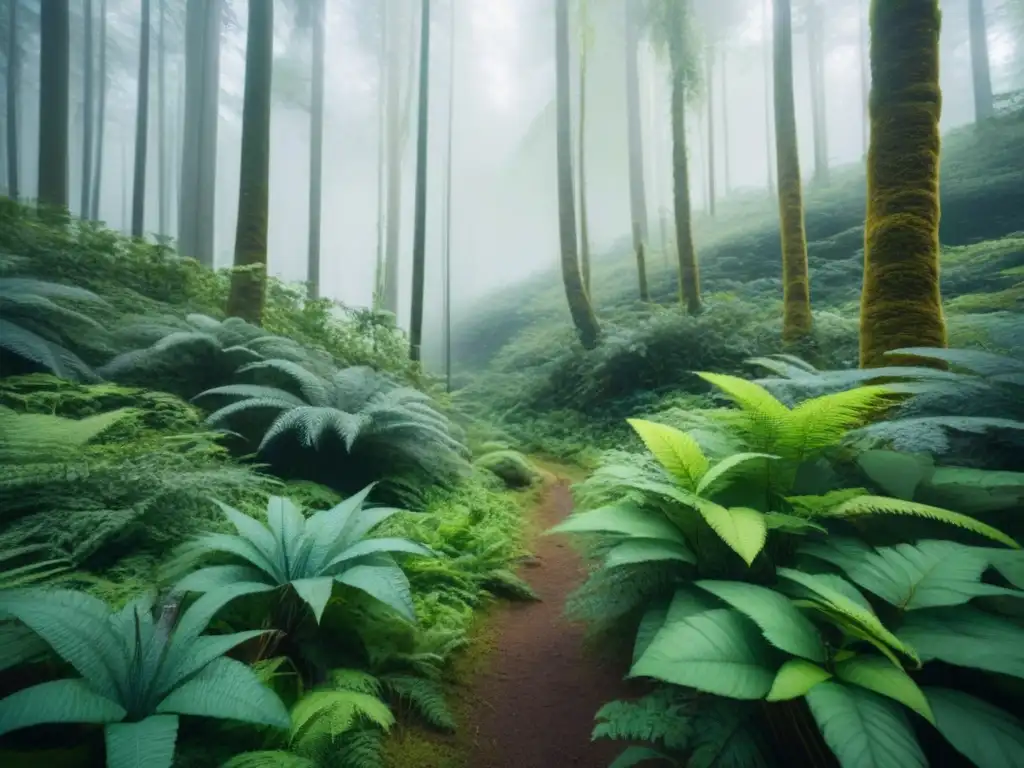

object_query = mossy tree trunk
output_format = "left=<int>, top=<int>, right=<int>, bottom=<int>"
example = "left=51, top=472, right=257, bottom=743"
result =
left=408, top=0, right=431, bottom=362
left=624, top=0, right=649, bottom=301
left=668, top=2, right=701, bottom=315
left=555, top=0, right=600, bottom=349
left=968, top=0, right=992, bottom=122
left=38, top=0, right=70, bottom=212
left=226, top=0, right=273, bottom=325
left=859, top=0, right=947, bottom=368
left=131, top=0, right=151, bottom=238
left=6, top=0, right=18, bottom=200
left=774, top=0, right=812, bottom=342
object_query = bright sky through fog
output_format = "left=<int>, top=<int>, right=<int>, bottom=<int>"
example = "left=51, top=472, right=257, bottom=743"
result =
left=469, top=0, right=520, bottom=112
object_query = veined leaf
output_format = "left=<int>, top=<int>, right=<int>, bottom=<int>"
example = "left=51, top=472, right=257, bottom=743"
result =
left=633, top=604, right=669, bottom=665
left=806, top=682, right=926, bottom=768
left=695, top=503, right=767, bottom=566
left=627, top=418, right=709, bottom=488
left=826, top=495, right=1019, bottom=549
left=0, top=678, right=126, bottom=736
left=629, top=608, right=775, bottom=699
left=765, top=512, right=828, bottom=535
left=897, top=606, right=1024, bottom=679
left=695, top=372, right=790, bottom=418
left=156, top=657, right=290, bottom=729
left=695, top=580, right=826, bottom=662
left=604, top=539, right=696, bottom=569
left=924, top=687, right=1024, bottom=768
left=105, top=715, right=179, bottom=768
left=335, top=561, right=415, bottom=622
left=290, top=577, right=335, bottom=623
left=695, top=453, right=778, bottom=497
left=765, top=659, right=831, bottom=702
left=834, top=656, right=934, bottom=724
left=547, top=504, right=688, bottom=544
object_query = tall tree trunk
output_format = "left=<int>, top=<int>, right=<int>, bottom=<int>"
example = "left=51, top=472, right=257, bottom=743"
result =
left=762, top=0, right=774, bottom=194
left=774, top=0, right=812, bottom=342
left=157, top=0, right=167, bottom=236
left=307, top=0, right=325, bottom=299
left=179, top=0, right=222, bottom=266
left=860, top=0, right=946, bottom=368
left=858, top=0, right=868, bottom=156
left=90, top=0, right=107, bottom=219
left=442, top=0, right=456, bottom=389
left=624, top=0, right=649, bottom=300
left=705, top=44, right=716, bottom=217
left=226, top=0, right=273, bottom=324
left=81, top=0, right=93, bottom=217
left=121, top=137, right=127, bottom=231
left=721, top=46, right=731, bottom=194
left=577, top=21, right=591, bottom=295
left=374, top=7, right=387, bottom=308
left=131, top=0, right=151, bottom=238
left=38, top=0, right=70, bottom=211
left=668, top=3, right=700, bottom=315
left=408, top=0, right=431, bottom=362
left=968, top=0, right=993, bottom=122
left=6, top=0, right=18, bottom=200
left=806, top=0, right=829, bottom=185
left=555, top=0, right=599, bottom=349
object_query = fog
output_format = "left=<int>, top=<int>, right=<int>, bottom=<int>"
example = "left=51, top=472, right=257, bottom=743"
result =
left=5, top=0, right=1023, bottom=336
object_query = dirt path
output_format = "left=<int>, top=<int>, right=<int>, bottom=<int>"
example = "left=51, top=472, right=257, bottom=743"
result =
left=465, top=478, right=640, bottom=768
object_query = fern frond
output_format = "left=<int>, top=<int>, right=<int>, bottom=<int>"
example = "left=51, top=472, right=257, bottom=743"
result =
left=238, top=360, right=330, bottom=405
left=783, top=385, right=896, bottom=460
left=221, top=751, right=318, bottom=768
left=382, top=674, right=455, bottom=732
left=592, top=687, right=695, bottom=751
left=696, top=372, right=790, bottom=417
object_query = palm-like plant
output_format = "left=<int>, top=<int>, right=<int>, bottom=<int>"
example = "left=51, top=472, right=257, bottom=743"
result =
left=171, top=487, right=433, bottom=625
left=194, top=362, right=468, bottom=490
left=0, top=273, right=105, bottom=380
left=552, top=373, right=1024, bottom=767
left=0, top=588, right=290, bottom=768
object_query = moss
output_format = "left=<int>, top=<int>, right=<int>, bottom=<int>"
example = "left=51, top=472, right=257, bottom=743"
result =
left=773, top=0, right=813, bottom=343
left=474, top=449, right=541, bottom=489
left=860, top=0, right=947, bottom=368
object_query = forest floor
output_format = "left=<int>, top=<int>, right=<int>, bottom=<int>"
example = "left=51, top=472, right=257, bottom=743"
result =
left=384, top=468, right=640, bottom=768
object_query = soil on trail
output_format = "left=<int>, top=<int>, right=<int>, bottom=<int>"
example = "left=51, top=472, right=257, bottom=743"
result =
left=465, top=478, right=640, bottom=768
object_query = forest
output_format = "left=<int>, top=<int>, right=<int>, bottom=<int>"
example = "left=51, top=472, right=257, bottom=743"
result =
left=1, top=0, right=1023, bottom=767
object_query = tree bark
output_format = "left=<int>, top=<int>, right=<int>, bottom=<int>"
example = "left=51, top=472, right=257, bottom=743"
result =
left=90, top=0, right=107, bottom=219
left=38, top=0, right=70, bottom=212
left=859, top=0, right=946, bottom=368
left=555, top=0, right=599, bottom=349
left=131, top=0, right=151, bottom=238
left=705, top=43, right=716, bottom=217
left=806, top=0, right=829, bottom=185
left=968, top=0, right=993, bottom=122
left=624, top=0, right=649, bottom=300
left=226, top=0, right=273, bottom=325
left=179, top=0, right=222, bottom=266
left=442, top=0, right=456, bottom=389
left=774, top=0, right=812, bottom=342
left=577, top=19, right=591, bottom=295
left=157, top=0, right=168, bottom=236
left=307, top=0, right=325, bottom=299
left=408, top=0, right=431, bottom=362
left=374, top=6, right=387, bottom=308
left=721, top=46, right=730, bottom=194
left=6, top=0, right=18, bottom=200
left=81, top=0, right=93, bottom=217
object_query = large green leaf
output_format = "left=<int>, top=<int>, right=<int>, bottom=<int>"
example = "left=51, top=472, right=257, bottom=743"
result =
left=604, top=539, right=696, bottom=569
left=547, top=504, right=688, bottom=544
left=324, top=537, right=433, bottom=571
left=156, top=657, right=290, bottom=729
left=210, top=501, right=284, bottom=579
left=766, top=659, right=831, bottom=702
left=264, top=496, right=306, bottom=578
left=627, top=418, right=709, bottom=488
left=695, top=452, right=778, bottom=497
left=0, top=678, right=126, bottom=736
left=922, top=467, right=1024, bottom=514
left=694, top=503, right=767, bottom=566
left=924, top=687, right=1024, bottom=768
left=984, top=548, right=1024, bottom=590
left=816, top=539, right=1019, bottom=610
left=695, top=580, right=826, bottom=662
left=290, top=577, right=335, bottom=623
left=834, top=656, right=934, bottom=724
left=608, top=746, right=678, bottom=768
left=303, top=484, right=375, bottom=571
left=897, top=606, right=1024, bottom=679
left=335, top=561, right=415, bottom=621
left=0, top=621, right=50, bottom=672
left=173, top=565, right=267, bottom=594
left=104, top=715, right=179, bottom=768
left=856, top=450, right=934, bottom=501
left=221, top=751, right=318, bottom=768
left=806, top=682, right=926, bottom=768
left=633, top=604, right=669, bottom=665
left=157, top=630, right=266, bottom=701
left=629, top=608, right=775, bottom=699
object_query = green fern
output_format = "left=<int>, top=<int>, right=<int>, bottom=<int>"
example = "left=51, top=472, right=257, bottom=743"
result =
left=592, top=687, right=695, bottom=751
left=381, top=674, right=456, bottom=732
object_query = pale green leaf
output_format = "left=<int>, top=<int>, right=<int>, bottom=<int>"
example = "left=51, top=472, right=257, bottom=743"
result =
left=156, top=657, right=290, bottom=729
left=335, top=561, right=415, bottom=621
left=105, top=715, right=179, bottom=768
left=547, top=504, right=688, bottom=544
left=695, top=503, right=767, bottom=566
left=835, top=656, right=934, bottom=724
left=695, top=453, right=778, bottom=497
left=604, top=539, right=696, bottom=569
left=897, top=606, right=1024, bottom=679
left=291, top=577, right=335, bottom=623
left=924, top=686, right=1024, bottom=768
left=627, top=418, right=709, bottom=488
left=765, top=659, right=831, bottom=702
left=0, top=678, right=126, bottom=736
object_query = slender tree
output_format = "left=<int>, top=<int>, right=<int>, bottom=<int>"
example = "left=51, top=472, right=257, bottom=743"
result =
left=374, top=6, right=387, bottom=307
left=762, top=0, right=774, bottom=194
left=721, top=46, right=730, bottom=194
left=226, top=0, right=274, bottom=324
left=442, top=0, right=456, bottom=390
left=408, top=0, right=431, bottom=362
left=179, top=0, right=223, bottom=266
left=38, top=0, right=70, bottom=211
left=157, top=0, right=168, bottom=236
left=90, top=0, right=107, bottom=219
left=774, top=0, right=812, bottom=342
left=806, top=0, right=829, bottom=185
left=968, top=0, right=992, bottom=122
left=860, top=0, right=946, bottom=367
left=81, top=0, right=94, bottom=217
left=704, top=43, right=715, bottom=216
left=307, top=0, right=325, bottom=299
left=131, top=0, right=152, bottom=237
left=624, top=0, right=650, bottom=300
left=6, top=0, right=18, bottom=200
left=577, top=0, right=592, bottom=294
left=555, top=0, right=599, bottom=348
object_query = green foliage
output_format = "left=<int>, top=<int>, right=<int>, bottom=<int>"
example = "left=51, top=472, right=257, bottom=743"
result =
left=0, top=588, right=290, bottom=768
left=473, top=448, right=540, bottom=489
left=554, top=374, right=1024, bottom=767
